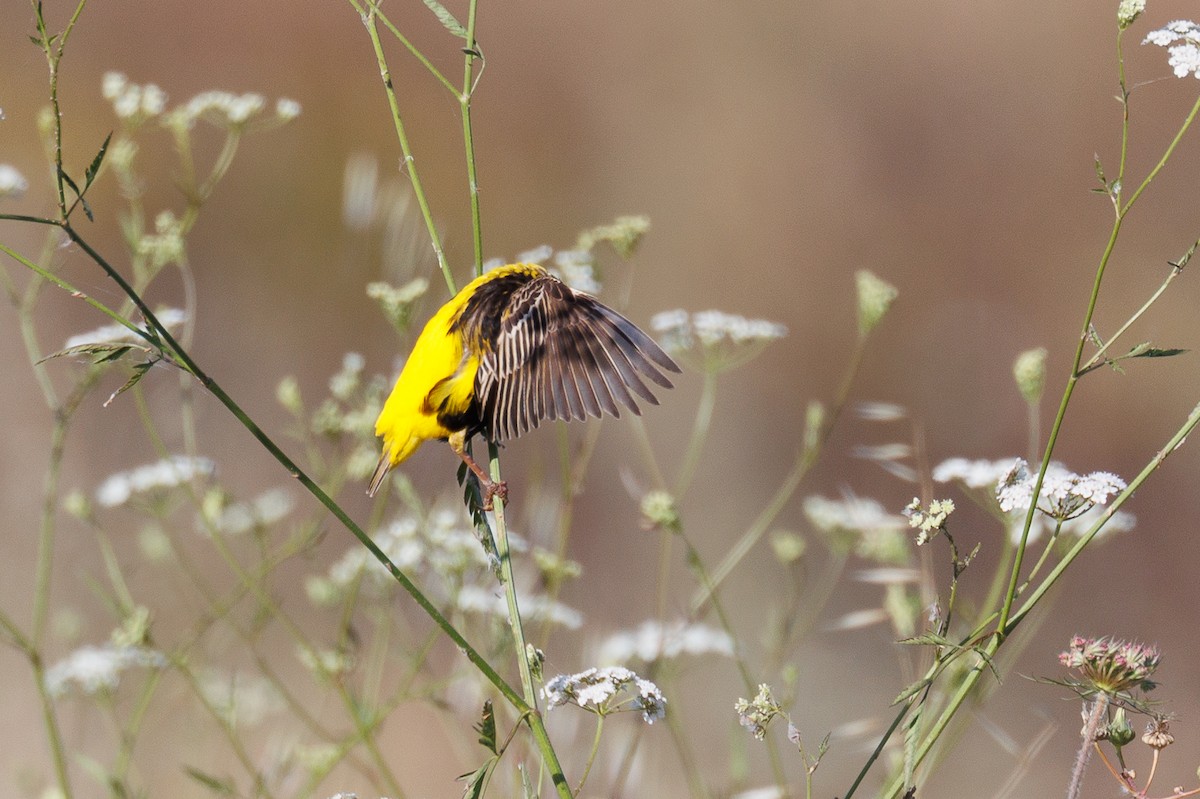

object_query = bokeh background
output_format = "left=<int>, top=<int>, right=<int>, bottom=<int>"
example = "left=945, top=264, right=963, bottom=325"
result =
left=3, top=0, right=1200, bottom=797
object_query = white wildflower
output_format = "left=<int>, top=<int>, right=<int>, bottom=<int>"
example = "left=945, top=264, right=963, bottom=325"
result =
left=542, top=666, right=666, bottom=724
left=329, top=352, right=366, bottom=400
left=297, top=647, right=353, bottom=681
left=803, top=493, right=908, bottom=552
left=201, top=488, right=294, bottom=536
left=996, top=459, right=1125, bottom=520
left=515, top=244, right=553, bottom=264
left=551, top=249, right=602, bottom=293
left=735, top=684, right=781, bottom=740
left=651, top=309, right=786, bottom=369
left=1118, top=0, right=1145, bottom=29
left=65, top=308, right=185, bottom=350
left=904, top=497, right=955, bottom=545
left=0, top=163, right=29, bottom=200
left=455, top=585, right=582, bottom=629
left=933, top=457, right=1020, bottom=489
left=102, top=71, right=128, bottom=101
left=45, top=644, right=166, bottom=697
left=1144, top=20, right=1200, bottom=78
left=96, top=455, right=215, bottom=507
left=197, top=669, right=284, bottom=727
left=275, top=97, right=301, bottom=120
left=595, top=619, right=734, bottom=664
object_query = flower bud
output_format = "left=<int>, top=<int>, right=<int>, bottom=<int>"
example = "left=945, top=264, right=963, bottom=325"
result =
left=1013, top=347, right=1047, bottom=406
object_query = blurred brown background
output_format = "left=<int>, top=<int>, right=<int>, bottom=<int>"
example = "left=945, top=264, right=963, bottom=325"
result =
left=3, top=0, right=1200, bottom=796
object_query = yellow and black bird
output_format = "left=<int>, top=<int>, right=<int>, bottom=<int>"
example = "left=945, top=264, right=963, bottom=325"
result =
left=370, top=263, right=680, bottom=507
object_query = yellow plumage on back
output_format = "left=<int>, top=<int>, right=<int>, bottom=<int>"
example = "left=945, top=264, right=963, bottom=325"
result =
left=369, top=263, right=679, bottom=506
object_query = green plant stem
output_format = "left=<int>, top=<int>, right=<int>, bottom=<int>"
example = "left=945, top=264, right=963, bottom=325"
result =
left=673, top=369, right=717, bottom=497
left=874, top=400, right=1200, bottom=799
left=37, top=218, right=581, bottom=793
left=997, top=92, right=1200, bottom=639
left=357, top=0, right=455, bottom=294
left=691, top=331, right=869, bottom=614
left=1079, top=259, right=1185, bottom=375
left=574, top=715, right=605, bottom=795
left=460, top=0, right=483, bottom=271
left=488, top=445, right=538, bottom=710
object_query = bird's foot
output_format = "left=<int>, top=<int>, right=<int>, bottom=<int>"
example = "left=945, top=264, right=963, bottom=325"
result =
left=481, top=479, right=509, bottom=511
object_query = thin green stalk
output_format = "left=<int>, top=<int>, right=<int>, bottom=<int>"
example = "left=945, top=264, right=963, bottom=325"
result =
left=357, top=0, right=455, bottom=294
left=877, top=401, right=1200, bottom=799
left=691, top=332, right=869, bottom=614
left=1079, top=259, right=1185, bottom=374
left=461, top=0, right=484, bottom=271
left=574, top=715, right=605, bottom=795
left=371, top=7, right=458, bottom=95
left=487, top=447, right=538, bottom=710
left=673, top=369, right=717, bottom=497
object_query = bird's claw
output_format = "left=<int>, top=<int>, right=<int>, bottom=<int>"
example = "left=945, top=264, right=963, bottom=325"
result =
left=481, top=479, right=509, bottom=512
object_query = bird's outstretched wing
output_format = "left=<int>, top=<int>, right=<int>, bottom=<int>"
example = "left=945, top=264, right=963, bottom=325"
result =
left=475, top=275, right=680, bottom=441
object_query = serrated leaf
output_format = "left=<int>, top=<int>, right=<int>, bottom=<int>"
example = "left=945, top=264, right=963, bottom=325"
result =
left=422, top=0, right=467, bottom=37
left=103, top=359, right=156, bottom=407
left=898, top=632, right=952, bottom=648
left=85, top=131, right=113, bottom=188
left=183, top=766, right=236, bottom=796
left=475, top=699, right=497, bottom=754
left=457, top=757, right=496, bottom=799
left=1130, top=346, right=1187, bottom=359
left=892, top=676, right=932, bottom=704
left=57, top=165, right=94, bottom=221
left=37, top=341, right=148, bottom=364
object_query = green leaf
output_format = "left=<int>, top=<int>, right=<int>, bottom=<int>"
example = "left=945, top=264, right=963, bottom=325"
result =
left=37, top=341, right=153, bottom=365
left=475, top=699, right=498, bottom=754
left=897, top=632, right=952, bottom=648
left=458, top=758, right=497, bottom=799
left=892, top=676, right=932, bottom=705
left=57, top=165, right=94, bottom=221
left=103, top=359, right=157, bottom=407
left=183, top=766, right=236, bottom=796
left=422, top=0, right=468, bottom=38
left=85, top=131, right=113, bottom=188
left=1128, top=345, right=1187, bottom=359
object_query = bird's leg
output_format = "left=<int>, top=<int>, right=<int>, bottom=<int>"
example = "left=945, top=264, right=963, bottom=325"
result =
left=448, top=431, right=508, bottom=511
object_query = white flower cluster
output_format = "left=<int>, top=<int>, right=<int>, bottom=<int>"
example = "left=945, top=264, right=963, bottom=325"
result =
left=903, top=497, right=955, bottom=546
left=196, top=669, right=284, bottom=727
left=44, top=644, right=167, bottom=697
left=103, top=71, right=301, bottom=131
left=95, top=455, right=215, bottom=507
left=932, top=457, right=1020, bottom=489
left=996, top=459, right=1126, bottom=520
left=935, top=456, right=1135, bottom=543
left=455, top=585, right=582, bottom=629
left=594, top=619, right=734, bottom=664
left=542, top=666, right=666, bottom=724
left=803, top=493, right=909, bottom=562
left=0, top=163, right=29, bottom=200
left=199, top=488, right=294, bottom=537
left=487, top=245, right=602, bottom=294
left=102, top=72, right=167, bottom=122
left=64, top=307, right=187, bottom=350
left=652, top=309, right=788, bottom=353
left=1144, top=20, right=1200, bottom=78
left=135, top=209, right=186, bottom=268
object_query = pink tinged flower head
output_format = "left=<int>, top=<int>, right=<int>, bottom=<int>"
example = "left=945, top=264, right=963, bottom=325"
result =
left=1059, top=635, right=1160, bottom=694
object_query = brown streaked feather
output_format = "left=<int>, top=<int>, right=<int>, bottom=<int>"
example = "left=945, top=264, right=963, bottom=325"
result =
left=473, top=272, right=680, bottom=442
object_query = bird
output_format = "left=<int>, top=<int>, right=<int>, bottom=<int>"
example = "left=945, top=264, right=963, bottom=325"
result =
left=369, top=262, right=680, bottom=508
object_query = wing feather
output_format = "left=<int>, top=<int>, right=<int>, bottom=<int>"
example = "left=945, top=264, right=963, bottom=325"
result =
left=476, top=272, right=679, bottom=441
